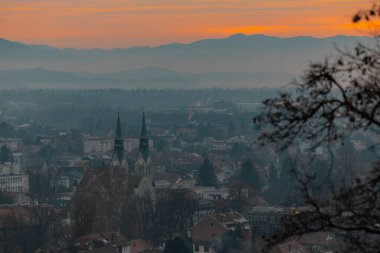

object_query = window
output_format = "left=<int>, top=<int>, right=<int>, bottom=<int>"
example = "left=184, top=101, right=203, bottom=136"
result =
left=204, top=245, right=209, bottom=252
left=210, top=222, right=214, bottom=227
left=194, top=244, right=199, bottom=252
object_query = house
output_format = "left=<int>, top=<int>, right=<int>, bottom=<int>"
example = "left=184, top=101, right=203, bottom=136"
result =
left=214, top=210, right=250, bottom=232
left=192, top=215, right=228, bottom=253
left=193, top=200, right=215, bottom=224
left=214, top=211, right=252, bottom=252
left=243, top=206, right=291, bottom=236
left=193, top=187, right=229, bottom=201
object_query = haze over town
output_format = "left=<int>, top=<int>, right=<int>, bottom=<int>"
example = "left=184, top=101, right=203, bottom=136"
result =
left=1, top=1, right=380, bottom=253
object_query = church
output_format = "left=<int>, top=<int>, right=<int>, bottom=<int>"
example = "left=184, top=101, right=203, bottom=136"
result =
left=72, top=112, right=156, bottom=235
left=109, top=112, right=155, bottom=201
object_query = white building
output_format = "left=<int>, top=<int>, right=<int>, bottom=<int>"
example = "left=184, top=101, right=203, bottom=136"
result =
left=194, top=187, right=229, bottom=201
left=83, top=137, right=113, bottom=154
left=0, top=155, right=29, bottom=193
left=0, top=174, right=29, bottom=192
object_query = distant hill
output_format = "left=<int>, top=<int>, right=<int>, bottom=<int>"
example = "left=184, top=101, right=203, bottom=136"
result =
left=0, top=34, right=372, bottom=88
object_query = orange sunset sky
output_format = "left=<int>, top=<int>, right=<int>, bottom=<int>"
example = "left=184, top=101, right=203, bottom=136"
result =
left=0, top=0, right=375, bottom=49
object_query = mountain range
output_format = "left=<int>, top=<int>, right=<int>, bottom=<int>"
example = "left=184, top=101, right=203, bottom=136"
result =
left=0, top=34, right=372, bottom=88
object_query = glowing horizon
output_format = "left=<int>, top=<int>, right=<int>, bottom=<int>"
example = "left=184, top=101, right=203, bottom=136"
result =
left=0, top=0, right=374, bottom=49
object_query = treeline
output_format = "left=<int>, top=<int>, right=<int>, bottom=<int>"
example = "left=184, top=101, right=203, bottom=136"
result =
left=0, top=87, right=286, bottom=112
left=0, top=88, right=287, bottom=135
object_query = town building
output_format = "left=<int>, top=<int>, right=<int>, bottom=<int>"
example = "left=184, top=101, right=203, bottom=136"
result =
left=0, top=154, right=29, bottom=193
left=192, top=215, right=228, bottom=253
left=243, top=206, right=290, bottom=237
left=192, top=211, right=252, bottom=253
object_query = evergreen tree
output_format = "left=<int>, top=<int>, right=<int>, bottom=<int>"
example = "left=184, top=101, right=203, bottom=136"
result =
left=237, top=159, right=261, bottom=192
left=197, top=158, right=217, bottom=186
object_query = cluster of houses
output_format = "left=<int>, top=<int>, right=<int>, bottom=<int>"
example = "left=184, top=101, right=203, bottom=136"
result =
left=0, top=111, right=364, bottom=253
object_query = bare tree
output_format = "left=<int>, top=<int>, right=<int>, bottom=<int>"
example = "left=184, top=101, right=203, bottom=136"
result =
left=70, top=168, right=130, bottom=237
left=153, top=188, right=198, bottom=241
left=70, top=181, right=97, bottom=237
left=28, top=166, right=59, bottom=204
left=253, top=3, right=380, bottom=252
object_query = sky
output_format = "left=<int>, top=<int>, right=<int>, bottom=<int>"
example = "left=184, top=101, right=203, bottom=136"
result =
left=0, top=0, right=374, bottom=48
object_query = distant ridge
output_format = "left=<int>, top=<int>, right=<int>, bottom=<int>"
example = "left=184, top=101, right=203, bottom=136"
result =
left=0, top=33, right=369, bottom=50
left=0, top=34, right=372, bottom=88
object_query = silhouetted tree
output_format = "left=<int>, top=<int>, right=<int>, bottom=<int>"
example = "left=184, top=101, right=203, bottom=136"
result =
left=253, top=4, right=380, bottom=252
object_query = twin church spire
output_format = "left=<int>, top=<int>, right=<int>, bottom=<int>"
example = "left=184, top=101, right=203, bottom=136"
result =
left=110, top=112, right=152, bottom=175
